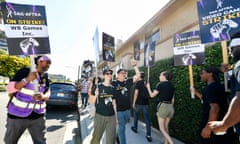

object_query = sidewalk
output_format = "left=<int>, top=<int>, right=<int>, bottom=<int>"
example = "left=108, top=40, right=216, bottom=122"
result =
left=79, top=107, right=185, bottom=144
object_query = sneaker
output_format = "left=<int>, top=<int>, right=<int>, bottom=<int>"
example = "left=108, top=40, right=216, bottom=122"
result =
left=146, top=136, right=152, bottom=142
left=131, top=126, right=138, bottom=133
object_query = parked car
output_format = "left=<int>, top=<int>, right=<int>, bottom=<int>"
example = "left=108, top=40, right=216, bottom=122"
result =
left=46, top=82, right=78, bottom=109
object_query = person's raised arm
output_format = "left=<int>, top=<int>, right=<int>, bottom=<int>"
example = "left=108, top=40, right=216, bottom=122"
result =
left=146, top=83, right=159, bottom=98
left=131, top=59, right=140, bottom=75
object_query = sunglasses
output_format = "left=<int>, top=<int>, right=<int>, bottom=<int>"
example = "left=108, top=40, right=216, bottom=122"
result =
left=105, top=72, right=112, bottom=75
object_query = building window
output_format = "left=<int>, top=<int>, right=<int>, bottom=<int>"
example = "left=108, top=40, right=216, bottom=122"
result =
left=140, top=40, right=145, bottom=49
left=151, top=29, right=160, bottom=42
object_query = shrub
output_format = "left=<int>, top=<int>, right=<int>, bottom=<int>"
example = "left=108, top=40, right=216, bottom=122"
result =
left=129, top=42, right=224, bottom=143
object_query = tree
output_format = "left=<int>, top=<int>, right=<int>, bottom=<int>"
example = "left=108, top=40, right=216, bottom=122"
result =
left=0, top=54, right=30, bottom=78
left=0, top=49, right=6, bottom=55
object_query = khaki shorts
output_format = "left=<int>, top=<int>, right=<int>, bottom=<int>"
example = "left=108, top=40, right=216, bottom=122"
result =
left=156, top=103, right=174, bottom=119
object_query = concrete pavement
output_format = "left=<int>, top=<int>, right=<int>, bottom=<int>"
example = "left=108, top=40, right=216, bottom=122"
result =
left=79, top=107, right=185, bottom=144
left=17, top=118, right=79, bottom=144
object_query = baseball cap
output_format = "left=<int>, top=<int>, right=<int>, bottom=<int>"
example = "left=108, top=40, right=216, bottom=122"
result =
left=103, top=69, right=113, bottom=75
left=229, top=38, right=240, bottom=48
left=38, top=55, right=51, bottom=62
left=117, top=68, right=127, bottom=74
left=35, top=55, right=51, bottom=64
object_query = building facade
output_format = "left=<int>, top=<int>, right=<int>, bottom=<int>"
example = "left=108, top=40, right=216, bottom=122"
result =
left=97, top=0, right=199, bottom=74
left=0, top=29, right=8, bottom=52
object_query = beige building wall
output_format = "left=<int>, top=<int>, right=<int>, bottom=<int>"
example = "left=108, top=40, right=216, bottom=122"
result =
left=98, top=0, right=200, bottom=74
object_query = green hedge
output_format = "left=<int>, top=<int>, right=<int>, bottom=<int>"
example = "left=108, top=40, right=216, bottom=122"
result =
left=129, top=42, right=225, bottom=143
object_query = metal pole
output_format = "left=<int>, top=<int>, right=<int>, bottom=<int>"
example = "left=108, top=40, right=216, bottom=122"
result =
left=77, top=65, right=80, bottom=84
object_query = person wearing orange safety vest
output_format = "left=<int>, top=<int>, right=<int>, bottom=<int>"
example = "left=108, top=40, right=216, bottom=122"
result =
left=4, top=55, right=51, bottom=144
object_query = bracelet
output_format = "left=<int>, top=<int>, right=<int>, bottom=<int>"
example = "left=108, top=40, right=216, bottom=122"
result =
left=21, top=78, right=29, bottom=84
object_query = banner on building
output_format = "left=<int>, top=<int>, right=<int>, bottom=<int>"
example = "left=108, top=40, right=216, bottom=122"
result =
left=173, top=31, right=205, bottom=66
left=133, top=40, right=140, bottom=60
left=1, top=2, right=51, bottom=55
left=102, top=32, right=115, bottom=62
left=144, top=41, right=155, bottom=67
left=197, top=0, right=240, bottom=43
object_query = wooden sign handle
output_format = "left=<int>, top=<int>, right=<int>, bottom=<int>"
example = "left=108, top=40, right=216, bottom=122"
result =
left=221, top=41, right=230, bottom=92
left=189, top=65, right=194, bottom=99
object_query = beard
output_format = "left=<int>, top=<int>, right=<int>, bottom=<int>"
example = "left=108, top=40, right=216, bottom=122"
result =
left=41, top=66, right=49, bottom=72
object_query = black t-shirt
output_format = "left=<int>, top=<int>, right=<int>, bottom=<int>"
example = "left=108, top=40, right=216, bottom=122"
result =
left=94, top=83, right=115, bottom=116
left=155, top=81, right=174, bottom=103
left=134, top=80, right=149, bottom=105
left=199, top=82, right=228, bottom=131
left=112, top=78, right=133, bottom=111
left=8, top=67, right=49, bottom=119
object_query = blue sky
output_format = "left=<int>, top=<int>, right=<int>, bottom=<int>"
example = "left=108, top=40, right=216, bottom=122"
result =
left=4, top=0, right=170, bottom=80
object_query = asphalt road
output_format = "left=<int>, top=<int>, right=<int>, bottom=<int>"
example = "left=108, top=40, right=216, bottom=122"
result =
left=0, top=91, right=81, bottom=144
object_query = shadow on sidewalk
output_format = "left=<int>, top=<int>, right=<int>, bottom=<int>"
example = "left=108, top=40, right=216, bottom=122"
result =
left=79, top=107, right=185, bottom=144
